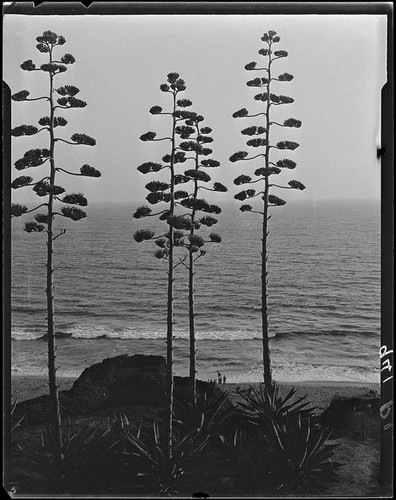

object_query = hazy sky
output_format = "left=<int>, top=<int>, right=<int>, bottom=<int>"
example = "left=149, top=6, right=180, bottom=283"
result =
left=4, top=14, right=386, bottom=206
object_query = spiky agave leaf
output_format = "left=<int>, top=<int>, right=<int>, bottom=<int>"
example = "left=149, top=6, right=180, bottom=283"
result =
left=70, top=133, right=96, bottom=146
left=266, top=413, right=342, bottom=494
left=61, top=206, right=87, bottom=221
left=80, top=164, right=101, bottom=177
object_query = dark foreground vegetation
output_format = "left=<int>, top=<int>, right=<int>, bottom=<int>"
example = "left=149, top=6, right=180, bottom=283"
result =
left=9, top=355, right=381, bottom=497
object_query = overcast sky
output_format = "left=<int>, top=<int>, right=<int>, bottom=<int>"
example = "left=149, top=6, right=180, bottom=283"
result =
left=4, top=14, right=386, bottom=206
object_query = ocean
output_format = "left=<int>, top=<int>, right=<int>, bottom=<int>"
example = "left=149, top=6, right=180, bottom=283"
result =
left=10, top=199, right=381, bottom=384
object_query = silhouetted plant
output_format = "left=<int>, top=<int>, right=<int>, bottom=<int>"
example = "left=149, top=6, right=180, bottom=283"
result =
left=172, top=115, right=227, bottom=404
left=114, top=415, right=212, bottom=496
left=265, top=412, right=342, bottom=493
left=237, top=381, right=317, bottom=433
left=231, top=30, right=305, bottom=390
left=10, top=30, right=101, bottom=462
left=133, top=72, right=191, bottom=460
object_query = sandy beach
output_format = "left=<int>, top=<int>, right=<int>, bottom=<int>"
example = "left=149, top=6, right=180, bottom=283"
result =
left=10, top=373, right=379, bottom=411
left=9, top=373, right=382, bottom=497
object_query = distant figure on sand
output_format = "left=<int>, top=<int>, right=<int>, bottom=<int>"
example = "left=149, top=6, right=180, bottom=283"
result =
left=217, top=371, right=222, bottom=384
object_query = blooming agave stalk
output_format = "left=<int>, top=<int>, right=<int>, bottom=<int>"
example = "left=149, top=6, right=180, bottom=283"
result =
left=10, top=30, right=101, bottom=461
left=230, top=30, right=305, bottom=391
left=174, top=114, right=227, bottom=404
left=133, top=72, right=192, bottom=458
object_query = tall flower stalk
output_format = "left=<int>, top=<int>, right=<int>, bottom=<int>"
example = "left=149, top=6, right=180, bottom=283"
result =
left=175, top=115, right=227, bottom=403
left=11, top=30, right=101, bottom=461
left=230, top=30, right=305, bottom=391
left=133, top=72, right=190, bottom=458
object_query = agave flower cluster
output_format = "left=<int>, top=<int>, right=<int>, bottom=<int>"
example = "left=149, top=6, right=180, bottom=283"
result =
left=231, top=29, right=305, bottom=213
left=230, top=30, right=305, bottom=391
left=10, top=30, right=100, bottom=232
left=133, top=72, right=226, bottom=259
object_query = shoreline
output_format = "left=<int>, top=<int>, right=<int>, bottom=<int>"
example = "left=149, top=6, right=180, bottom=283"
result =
left=10, top=373, right=379, bottom=409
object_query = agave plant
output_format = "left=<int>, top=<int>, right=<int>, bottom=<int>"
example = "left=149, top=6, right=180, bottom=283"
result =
left=115, top=416, right=212, bottom=496
left=237, top=381, right=317, bottom=432
left=11, top=397, right=24, bottom=434
left=173, top=390, right=234, bottom=437
left=23, top=418, right=114, bottom=492
left=265, top=412, right=342, bottom=493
